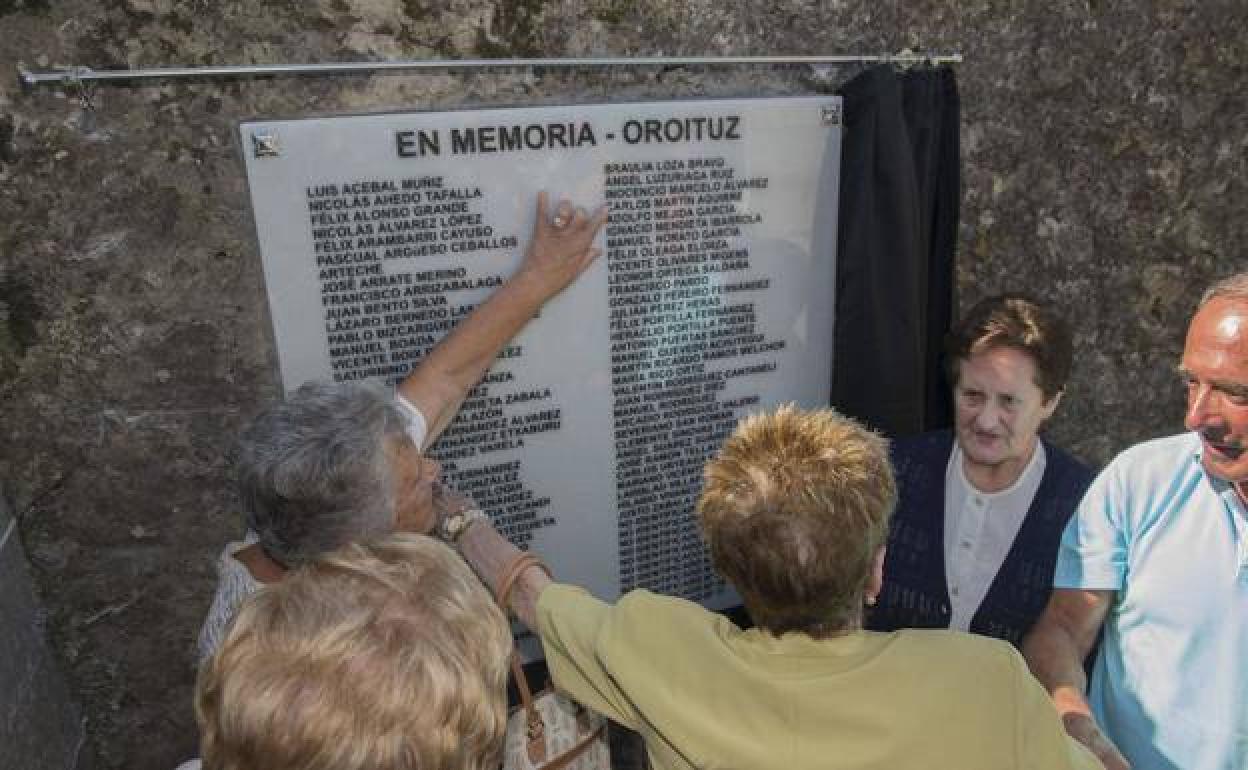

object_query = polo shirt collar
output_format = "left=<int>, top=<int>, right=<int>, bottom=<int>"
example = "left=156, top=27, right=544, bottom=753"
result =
left=1188, top=432, right=1248, bottom=518
left=1189, top=434, right=1248, bottom=576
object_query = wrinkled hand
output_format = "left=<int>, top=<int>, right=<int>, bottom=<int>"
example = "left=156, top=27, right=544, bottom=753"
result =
left=514, top=190, right=608, bottom=299
left=1062, top=713, right=1130, bottom=770
left=432, top=481, right=478, bottom=520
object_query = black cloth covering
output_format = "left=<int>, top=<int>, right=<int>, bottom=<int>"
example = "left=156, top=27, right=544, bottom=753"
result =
left=831, top=65, right=960, bottom=437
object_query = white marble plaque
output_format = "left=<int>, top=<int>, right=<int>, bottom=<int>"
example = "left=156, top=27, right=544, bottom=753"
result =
left=241, top=96, right=841, bottom=611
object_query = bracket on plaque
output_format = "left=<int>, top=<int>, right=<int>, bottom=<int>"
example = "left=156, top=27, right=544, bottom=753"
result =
left=250, top=131, right=281, bottom=159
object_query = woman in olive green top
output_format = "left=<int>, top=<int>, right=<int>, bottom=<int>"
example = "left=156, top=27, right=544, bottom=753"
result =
left=456, top=406, right=1102, bottom=770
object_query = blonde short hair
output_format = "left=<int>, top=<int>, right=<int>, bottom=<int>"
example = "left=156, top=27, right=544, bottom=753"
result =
left=698, top=405, right=896, bottom=636
left=195, top=534, right=511, bottom=770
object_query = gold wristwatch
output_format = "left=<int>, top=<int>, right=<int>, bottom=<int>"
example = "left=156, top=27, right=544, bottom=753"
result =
left=438, top=507, right=488, bottom=544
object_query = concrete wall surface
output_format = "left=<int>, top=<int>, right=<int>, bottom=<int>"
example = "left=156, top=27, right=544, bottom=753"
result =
left=0, top=496, right=85, bottom=770
left=1, top=1, right=1245, bottom=767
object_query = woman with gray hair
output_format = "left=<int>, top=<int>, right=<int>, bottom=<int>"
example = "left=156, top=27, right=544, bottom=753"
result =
left=197, top=192, right=605, bottom=661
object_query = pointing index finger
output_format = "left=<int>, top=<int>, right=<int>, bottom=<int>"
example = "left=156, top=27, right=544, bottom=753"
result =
left=588, top=204, right=609, bottom=233
left=534, top=190, right=550, bottom=228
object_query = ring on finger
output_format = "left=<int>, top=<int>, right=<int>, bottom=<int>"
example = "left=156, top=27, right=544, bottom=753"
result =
left=552, top=215, right=568, bottom=228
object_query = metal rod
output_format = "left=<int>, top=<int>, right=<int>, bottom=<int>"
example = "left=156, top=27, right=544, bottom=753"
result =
left=18, top=54, right=962, bottom=91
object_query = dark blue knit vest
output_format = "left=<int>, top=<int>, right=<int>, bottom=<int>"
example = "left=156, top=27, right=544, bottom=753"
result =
left=867, top=430, right=1093, bottom=647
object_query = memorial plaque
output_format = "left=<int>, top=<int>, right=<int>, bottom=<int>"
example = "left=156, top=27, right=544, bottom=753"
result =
left=241, top=96, right=841, bottom=611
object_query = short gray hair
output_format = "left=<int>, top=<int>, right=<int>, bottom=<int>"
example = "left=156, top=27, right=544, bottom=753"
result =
left=1200, top=271, right=1248, bottom=307
left=237, top=381, right=409, bottom=566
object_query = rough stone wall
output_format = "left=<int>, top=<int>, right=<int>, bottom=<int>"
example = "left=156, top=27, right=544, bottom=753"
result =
left=0, top=1, right=1244, bottom=767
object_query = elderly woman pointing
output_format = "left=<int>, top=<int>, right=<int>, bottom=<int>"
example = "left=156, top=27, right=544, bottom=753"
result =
left=197, top=193, right=605, bottom=661
left=455, top=406, right=1104, bottom=770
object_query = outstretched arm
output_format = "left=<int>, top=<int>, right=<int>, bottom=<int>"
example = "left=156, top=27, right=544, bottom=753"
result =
left=457, top=514, right=550, bottom=629
left=432, top=482, right=551, bottom=627
left=398, top=192, right=607, bottom=445
left=1023, top=588, right=1129, bottom=770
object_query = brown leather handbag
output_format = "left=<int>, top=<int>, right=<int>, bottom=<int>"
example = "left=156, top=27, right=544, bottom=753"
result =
left=496, top=554, right=611, bottom=770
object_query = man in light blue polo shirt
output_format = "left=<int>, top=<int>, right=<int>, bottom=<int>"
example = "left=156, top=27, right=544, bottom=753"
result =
left=1023, top=271, right=1248, bottom=770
